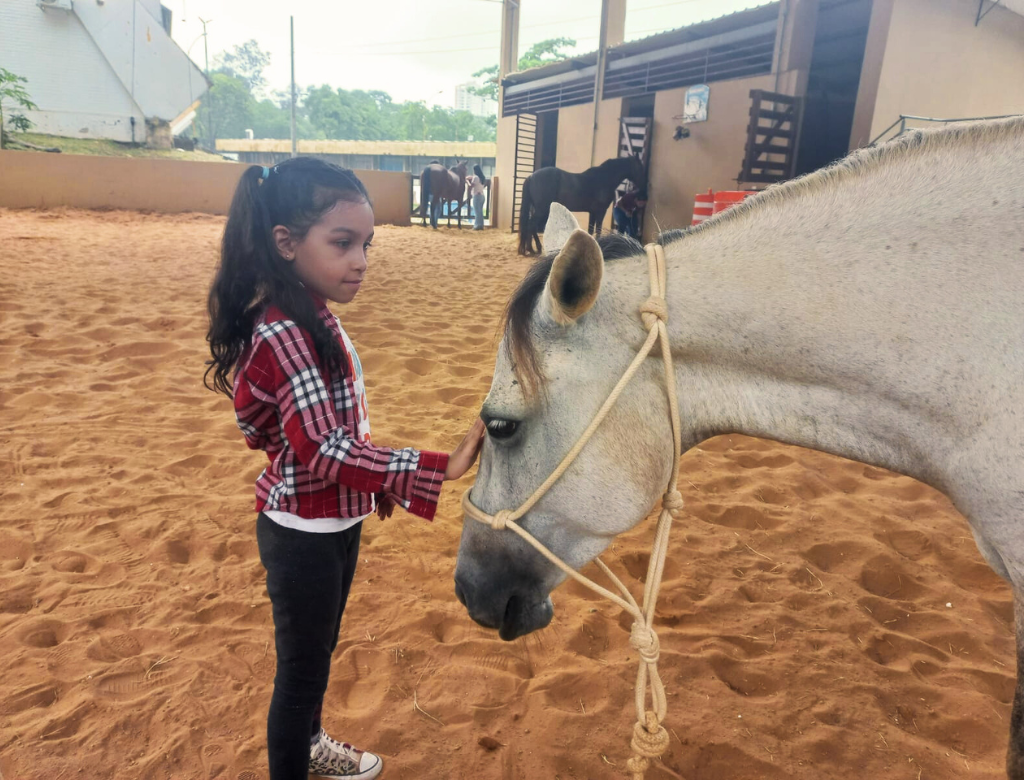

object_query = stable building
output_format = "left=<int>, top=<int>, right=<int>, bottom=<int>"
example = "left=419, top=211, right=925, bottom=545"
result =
left=493, top=0, right=1024, bottom=237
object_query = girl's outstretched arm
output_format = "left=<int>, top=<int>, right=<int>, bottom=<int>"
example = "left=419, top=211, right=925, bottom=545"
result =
left=247, top=320, right=450, bottom=519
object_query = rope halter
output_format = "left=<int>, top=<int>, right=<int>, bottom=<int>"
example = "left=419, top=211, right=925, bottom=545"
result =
left=461, top=243, right=683, bottom=780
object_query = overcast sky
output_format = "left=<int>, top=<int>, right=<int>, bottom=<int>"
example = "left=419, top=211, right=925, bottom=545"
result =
left=168, top=0, right=772, bottom=107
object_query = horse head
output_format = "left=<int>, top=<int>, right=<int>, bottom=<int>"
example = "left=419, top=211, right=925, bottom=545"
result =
left=455, top=204, right=676, bottom=639
left=628, top=153, right=648, bottom=198
left=453, top=159, right=469, bottom=179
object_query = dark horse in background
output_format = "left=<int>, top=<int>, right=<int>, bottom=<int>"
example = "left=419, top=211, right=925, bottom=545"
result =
left=420, top=159, right=469, bottom=229
left=518, top=154, right=647, bottom=255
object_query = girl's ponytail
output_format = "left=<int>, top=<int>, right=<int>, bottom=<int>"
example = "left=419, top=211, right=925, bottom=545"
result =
left=205, top=159, right=371, bottom=397
left=205, top=165, right=267, bottom=396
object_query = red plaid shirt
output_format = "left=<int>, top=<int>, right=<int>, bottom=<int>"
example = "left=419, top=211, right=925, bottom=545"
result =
left=233, top=298, right=449, bottom=522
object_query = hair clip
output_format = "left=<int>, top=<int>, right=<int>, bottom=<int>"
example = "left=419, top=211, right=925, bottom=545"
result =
left=261, top=167, right=271, bottom=180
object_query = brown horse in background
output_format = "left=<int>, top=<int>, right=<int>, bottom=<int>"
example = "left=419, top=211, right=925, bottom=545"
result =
left=518, top=154, right=647, bottom=255
left=420, top=159, right=469, bottom=229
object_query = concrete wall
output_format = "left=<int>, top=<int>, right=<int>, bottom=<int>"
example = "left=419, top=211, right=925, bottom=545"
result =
left=862, top=0, right=1024, bottom=145
left=494, top=113, right=518, bottom=231
left=553, top=97, right=624, bottom=230
left=555, top=103, right=594, bottom=174
left=643, top=73, right=777, bottom=237
left=0, top=152, right=413, bottom=225
left=73, top=0, right=208, bottom=122
left=554, top=98, right=623, bottom=170
left=0, top=2, right=144, bottom=142
left=849, top=0, right=896, bottom=149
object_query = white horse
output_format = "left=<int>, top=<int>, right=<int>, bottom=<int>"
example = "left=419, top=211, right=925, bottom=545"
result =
left=455, top=117, right=1024, bottom=775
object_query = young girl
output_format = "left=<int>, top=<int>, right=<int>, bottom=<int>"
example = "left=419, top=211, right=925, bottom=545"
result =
left=467, top=164, right=488, bottom=231
left=205, top=158, right=485, bottom=780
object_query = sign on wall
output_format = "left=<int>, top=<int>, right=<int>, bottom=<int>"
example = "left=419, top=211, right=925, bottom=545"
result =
left=683, top=84, right=709, bottom=123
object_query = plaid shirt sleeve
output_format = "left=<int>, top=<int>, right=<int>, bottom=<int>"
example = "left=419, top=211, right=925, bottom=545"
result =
left=257, top=319, right=449, bottom=520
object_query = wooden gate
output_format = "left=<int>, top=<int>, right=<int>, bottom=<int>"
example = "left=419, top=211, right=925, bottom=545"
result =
left=617, top=116, right=653, bottom=235
left=738, top=89, right=804, bottom=185
left=619, top=116, right=652, bottom=169
left=511, top=113, right=538, bottom=233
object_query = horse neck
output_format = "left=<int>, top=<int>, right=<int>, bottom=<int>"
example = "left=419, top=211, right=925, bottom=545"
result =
left=641, top=207, right=965, bottom=488
left=602, top=158, right=632, bottom=182
left=580, top=158, right=628, bottom=187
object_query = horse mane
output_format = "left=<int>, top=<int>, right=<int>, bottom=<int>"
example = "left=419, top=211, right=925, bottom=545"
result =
left=505, top=232, right=643, bottom=397
left=660, top=115, right=1024, bottom=246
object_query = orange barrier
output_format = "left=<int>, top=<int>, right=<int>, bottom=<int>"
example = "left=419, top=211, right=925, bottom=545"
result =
left=712, top=190, right=756, bottom=214
left=691, top=189, right=714, bottom=225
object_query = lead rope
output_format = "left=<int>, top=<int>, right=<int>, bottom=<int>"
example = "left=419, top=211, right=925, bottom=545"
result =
left=462, top=243, right=683, bottom=779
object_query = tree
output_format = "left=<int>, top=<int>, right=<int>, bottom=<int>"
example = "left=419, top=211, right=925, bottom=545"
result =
left=394, top=101, right=431, bottom=141
left=470, top=37, right=577, bottom=102
left=199, top=44, right=497, bottom=143
left=198, top=72, right=255, bottom=141
left=0, top=68, right=38, bottom=148
left=214, top=40, right=271, bottom=98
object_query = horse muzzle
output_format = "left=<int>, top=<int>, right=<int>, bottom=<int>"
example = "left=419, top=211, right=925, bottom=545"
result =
left=454, top=565, right=554, bottom=641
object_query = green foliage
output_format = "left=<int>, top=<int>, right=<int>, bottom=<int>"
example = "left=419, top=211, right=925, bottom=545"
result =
left=196, top=40, right=498, bottom=144
left=0, top=68, right=38, bottom=148
left=303, top=86, right=494, bottom=142
left=203, top=72, right=253, bottom=139
left=214, top=40, right=271, bottom=97
left=519, top=37, right=578, bottom=70
left=469, top=38, right=578, bottom=102
left=11, top=132, right=230, bottom=160
left=469, top=66, right=499, bottom=103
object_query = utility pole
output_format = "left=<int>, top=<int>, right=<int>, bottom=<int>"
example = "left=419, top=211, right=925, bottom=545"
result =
left=199, top=17, right=213, bottom=150
left=290, top=16, right=297, bottom=158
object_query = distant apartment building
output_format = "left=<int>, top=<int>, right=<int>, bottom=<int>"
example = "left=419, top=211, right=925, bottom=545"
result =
left=454, top=83, right=497, bottom=118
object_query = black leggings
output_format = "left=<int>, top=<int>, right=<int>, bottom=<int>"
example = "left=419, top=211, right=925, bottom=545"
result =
left=256, top=513, right=362, bottom=780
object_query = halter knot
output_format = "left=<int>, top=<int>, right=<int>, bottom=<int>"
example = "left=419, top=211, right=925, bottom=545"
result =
left=640, top=296, right=668, bottom=331
left=627, top=711, right=670, bottom=774
left=662, top=489, right=684, bottom=516
left=489, top=509, right=514, bottom=531
left=629, top=621, right=661, bottom=664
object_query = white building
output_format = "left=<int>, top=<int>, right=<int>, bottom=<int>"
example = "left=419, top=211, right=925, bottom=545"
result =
left=454, top=83, right=497, bottom=118
left=0, top=0, right=208, bottom=145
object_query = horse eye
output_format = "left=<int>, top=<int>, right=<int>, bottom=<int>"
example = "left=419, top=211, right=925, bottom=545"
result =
left=486, top=419, right=519, bottom=441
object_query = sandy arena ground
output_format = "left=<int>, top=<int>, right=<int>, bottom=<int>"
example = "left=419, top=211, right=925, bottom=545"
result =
left=0, top=208, right=1015, bottom=780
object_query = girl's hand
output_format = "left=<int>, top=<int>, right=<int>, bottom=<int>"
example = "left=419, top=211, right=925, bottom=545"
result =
left=445, top=417, right=486, bottom=481
left=376, top=493, right=397, bottom=521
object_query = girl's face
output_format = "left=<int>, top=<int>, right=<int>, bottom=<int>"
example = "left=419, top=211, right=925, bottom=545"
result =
left=275, top=198, right=375, bottom=305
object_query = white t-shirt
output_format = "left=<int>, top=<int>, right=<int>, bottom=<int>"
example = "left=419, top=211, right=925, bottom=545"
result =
left=265, top=318, right=373, bottom=533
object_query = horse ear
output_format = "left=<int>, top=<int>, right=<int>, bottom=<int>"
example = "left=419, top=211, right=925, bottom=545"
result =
left=545, top=229, right=603, bottom=326
left=542, top=203, right=580, bottom=254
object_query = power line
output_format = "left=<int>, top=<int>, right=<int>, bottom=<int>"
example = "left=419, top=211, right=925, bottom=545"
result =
left=316, top=23, right=684, bottom=60
left=630, top=0, right=737, bottom=10
left=347, top=28, right=499, bottom=50
left=304, top=3, right=760, bottom=61
left=344, top=12, right=599, bottom=51
left=356, top=45, right=498, bottom=56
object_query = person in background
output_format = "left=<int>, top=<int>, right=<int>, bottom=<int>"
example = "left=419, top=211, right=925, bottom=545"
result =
left=466, top=164, right=489, bottom=231
left=612, top=185, right=646, bottom=240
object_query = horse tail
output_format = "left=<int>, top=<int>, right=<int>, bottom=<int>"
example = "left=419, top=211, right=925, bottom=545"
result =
left=420, top=171, right=431, bottom=220
left=518, top=180, right=534, bottom=255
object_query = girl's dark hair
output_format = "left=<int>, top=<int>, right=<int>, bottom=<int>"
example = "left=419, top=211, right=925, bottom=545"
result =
left=473, top=164, right=489, bottom=186
left=205, top=157, right=371, bottom=396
